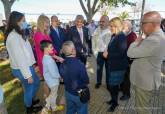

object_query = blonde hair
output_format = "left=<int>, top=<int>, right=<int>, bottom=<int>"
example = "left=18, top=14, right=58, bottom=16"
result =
left=37, top=14, right=50, bottom=35
left=61, top=41, right=75, bottom=56
left=109, top=17, right=123, bottom=34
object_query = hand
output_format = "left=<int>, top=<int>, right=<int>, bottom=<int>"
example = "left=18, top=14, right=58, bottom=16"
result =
left=103, top=51, right=108, bottom=58
left=135, top=36, right=144, bottom=46
left=57, top=57, right=64, bottom=63
left=27, top=77, right=33, bottom=84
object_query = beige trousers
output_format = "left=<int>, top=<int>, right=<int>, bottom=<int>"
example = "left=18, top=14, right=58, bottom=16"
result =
left=45, top=85, right=59, bottom=109
left=134, top=85, right=152, bottom=114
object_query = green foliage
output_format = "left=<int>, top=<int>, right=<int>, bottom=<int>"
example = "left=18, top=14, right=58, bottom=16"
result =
left=100, top=0, right=135, bottom=7
left=118, top=11, right=129, bottom=20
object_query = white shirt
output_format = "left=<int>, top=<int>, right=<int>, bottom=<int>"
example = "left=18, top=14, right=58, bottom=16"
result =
left=43, top=55, right=60, bottom=88
left=87, top=23, right=96, bottom=36
left=77, top=27, right=84, bottom=43
left=6, top=30, right=36, bottom=79
left=92, top=27, right=111, bottom=57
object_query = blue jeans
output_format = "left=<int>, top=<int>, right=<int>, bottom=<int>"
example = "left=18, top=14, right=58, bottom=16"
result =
left=96, top=52, right=109, bottom=85
left=12, top=66, right=40, bottom=107
left=65, top=91, right=88, bottom=114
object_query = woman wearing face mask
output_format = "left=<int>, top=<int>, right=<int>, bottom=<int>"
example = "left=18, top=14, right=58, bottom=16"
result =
left=5, top=11, right=42, bottom=114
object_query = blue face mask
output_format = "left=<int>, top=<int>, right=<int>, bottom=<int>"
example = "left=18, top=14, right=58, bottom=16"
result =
left=20, top=21, right=28, bottom=30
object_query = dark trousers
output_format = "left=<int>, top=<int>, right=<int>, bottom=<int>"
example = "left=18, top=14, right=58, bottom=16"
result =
left=107, top=85, right=119, bottom=105
left=88, top=37, right=92, bottom=54
left=96, top=52, right=109, bottom=85
left=120, top=67, right=131, bottom=97
left=78, top=54, right=87, bottom=65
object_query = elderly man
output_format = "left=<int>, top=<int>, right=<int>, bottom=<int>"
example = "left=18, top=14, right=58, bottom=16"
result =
left=127, top=11, right=165, bottom=114
left=67, top=15, right=89, bottom=65
left=92, top=15, right=111, bottom=89
left=120, top=20, right=137, bottom=100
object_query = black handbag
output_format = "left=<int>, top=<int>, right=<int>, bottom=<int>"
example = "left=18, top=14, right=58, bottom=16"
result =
left=77, top=87, right=90, bottom=103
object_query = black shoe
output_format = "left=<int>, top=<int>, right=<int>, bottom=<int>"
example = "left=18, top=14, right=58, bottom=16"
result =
left=95, top=83, right=101, bottom=89
left=32, top=99, right=40, bottom=106
left=120, top=95, right=130, bottom=101
left=106, top=100, right=112, bottom=105
left=107, top=103, right=118, bottom=112
left=26, top=105, right=42, bottom=114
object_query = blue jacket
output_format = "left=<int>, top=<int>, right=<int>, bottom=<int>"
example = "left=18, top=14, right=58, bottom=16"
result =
left=59, top=57, right=89, bottom=96
left=107, top=32, right=128, bottom=71
left=67, top=26, right=89, bottom=56
left=50, top=26, right=66, bottom=54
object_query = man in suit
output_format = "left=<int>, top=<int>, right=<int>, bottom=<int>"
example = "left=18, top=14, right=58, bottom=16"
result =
left=50, top=15, right=66, bottom=55
left=127, top=11, right=165, bottom=114
left=67, top=15, right=89, bottom=65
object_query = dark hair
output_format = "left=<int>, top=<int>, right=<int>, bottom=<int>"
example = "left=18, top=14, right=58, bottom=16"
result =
left=40, top=40, right=52, bottom=52
left=5, top=11, right=24, bottom=41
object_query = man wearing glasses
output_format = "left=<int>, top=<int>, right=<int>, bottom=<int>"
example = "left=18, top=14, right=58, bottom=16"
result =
left=127, top=11, right=165, bottom=114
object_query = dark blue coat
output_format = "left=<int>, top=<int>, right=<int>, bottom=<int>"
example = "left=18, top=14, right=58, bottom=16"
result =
left=59, top=57, right=89, bottom=95
left=107, top=32, right=128, bottom=71
left=50, top=26, right=66, bottom=54
left=67, top=26, right=89, bottom=56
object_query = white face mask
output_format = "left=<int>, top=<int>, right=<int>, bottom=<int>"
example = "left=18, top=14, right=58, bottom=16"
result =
left=20, top=21, right=28, bottom=30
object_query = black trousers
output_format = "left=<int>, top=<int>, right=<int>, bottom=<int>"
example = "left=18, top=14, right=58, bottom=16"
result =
left=120, top=66, right=131, bottom=97
left=107, top=85, right=119, bottom=105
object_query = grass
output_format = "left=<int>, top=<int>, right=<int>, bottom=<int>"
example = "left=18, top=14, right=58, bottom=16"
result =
left=0, top=60, right=25, bottom=114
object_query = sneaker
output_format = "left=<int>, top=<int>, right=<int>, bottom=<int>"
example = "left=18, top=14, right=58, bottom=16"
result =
left=52, top=105, right=64, bottom=112
left=41, top=107, right=51, bottom=114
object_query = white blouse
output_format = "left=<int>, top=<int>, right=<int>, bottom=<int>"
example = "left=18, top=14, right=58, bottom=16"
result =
left=6, top=30, right=36, bottom=79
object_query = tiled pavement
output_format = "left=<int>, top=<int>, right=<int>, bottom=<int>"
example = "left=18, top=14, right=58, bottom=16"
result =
left=41, top=56, right=165, bottom=114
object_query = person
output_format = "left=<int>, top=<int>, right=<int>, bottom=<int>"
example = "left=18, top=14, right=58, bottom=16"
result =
left=50, top=15, right=67, bottom=55
left=5, top=11, right=41, bottom=114
left=120, top=20, right=137, bottom=100
left=92, top=15, right=111, bottom=89
left=0, top=85, right=7, bottom=114
left=59, top=41, right=89, bottom=114
left=127, top=11, right=165, bottom=114
left=33, top=14, right=63, bottom=97
left=161, top=18, right=165, bottom=33
left=103, top=17, right=128, bottom=112
left=40, top=40, right=64, bottom=113
left=67, top=15, right=89, bottom=65
left=87, top=20, right=97, bottom=54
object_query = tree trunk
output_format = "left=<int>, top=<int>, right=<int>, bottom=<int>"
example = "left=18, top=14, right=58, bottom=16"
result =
left=3, top=4, right=12, bottom=21
left=1, top=0, right=16, bottom=21
left=86, top=13, right=94, bottom=22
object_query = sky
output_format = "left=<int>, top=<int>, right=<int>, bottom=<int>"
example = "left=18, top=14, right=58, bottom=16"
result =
left=0, top=0, right=165, bottom=22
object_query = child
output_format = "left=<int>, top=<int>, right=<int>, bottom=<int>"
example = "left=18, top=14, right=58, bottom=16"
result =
left=40, top=40, right=64, bottom=113
left=59, top=41, right=89, bottom=114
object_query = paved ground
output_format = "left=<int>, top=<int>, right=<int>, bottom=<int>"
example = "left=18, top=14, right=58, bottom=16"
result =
left=38, top=56, right=165, bottom=114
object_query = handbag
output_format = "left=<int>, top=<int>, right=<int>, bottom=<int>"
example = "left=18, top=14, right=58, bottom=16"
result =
left=161, top=61, right=165, bottom=74
left=77, top=87, right=90, bottom=103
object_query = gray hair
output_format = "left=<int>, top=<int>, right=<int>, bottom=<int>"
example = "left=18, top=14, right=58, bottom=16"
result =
left=61, top=41, right=75, bottom=56
left=123, top=20, right=132, bottom=30
left=75, top=15, right=84, bottom=21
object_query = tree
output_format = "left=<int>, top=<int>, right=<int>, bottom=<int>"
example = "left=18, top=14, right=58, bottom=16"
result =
left=79, top=0, right=135, bottom=22
left=118, top=11, right=129, bottom=20
left=1, top=0, right=16, bottom=21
